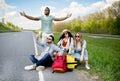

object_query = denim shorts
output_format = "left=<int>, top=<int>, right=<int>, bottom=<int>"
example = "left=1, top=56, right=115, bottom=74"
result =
left=74, top=50, right=88, bottom=60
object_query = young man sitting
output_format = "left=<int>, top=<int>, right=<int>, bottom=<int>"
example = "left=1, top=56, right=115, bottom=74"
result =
left=24, top=35, right=63, bottom=71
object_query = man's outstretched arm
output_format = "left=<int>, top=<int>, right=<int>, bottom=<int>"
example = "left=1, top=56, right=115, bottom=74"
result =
left=20, top=11, right=40, bottom=21
left=54, top=13, right=72, bottom=21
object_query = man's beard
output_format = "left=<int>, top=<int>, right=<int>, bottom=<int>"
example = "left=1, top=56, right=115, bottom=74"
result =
left=45, top=13, right=49, bottom=16
left=47, top=41, right=52, bottom=44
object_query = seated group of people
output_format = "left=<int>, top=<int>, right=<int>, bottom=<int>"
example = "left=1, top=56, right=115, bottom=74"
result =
left=24, top=29, right=90, bottom=71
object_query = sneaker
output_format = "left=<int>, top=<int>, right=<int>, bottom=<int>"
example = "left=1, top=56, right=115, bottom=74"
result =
left=24, top=65, right=36, bottom=71
left=36, top=66, right=45, bottom=71
left=85, top=64, right=90, bottom=70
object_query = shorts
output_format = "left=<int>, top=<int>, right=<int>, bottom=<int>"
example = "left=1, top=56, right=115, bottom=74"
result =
left=74, top=50, right=88, bottom=61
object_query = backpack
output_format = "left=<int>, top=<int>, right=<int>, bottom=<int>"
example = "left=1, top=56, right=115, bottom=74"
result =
left=52, top=54, right=67, bottom=73
left=67, top=54, right=78, bottom=69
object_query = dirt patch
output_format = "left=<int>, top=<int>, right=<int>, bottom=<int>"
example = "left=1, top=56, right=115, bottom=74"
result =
left=75, top=69, right=100, bottom=81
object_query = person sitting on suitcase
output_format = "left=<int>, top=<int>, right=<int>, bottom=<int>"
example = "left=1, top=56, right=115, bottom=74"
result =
left=72, top=32, right=90, bottom=70
left=24, top=35, right=63, bottom=71
left=57, top=29, right=74, bottom=54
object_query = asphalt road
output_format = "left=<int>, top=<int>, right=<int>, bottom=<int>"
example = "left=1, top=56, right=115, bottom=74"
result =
left=0, top=32, right=80, bottom=81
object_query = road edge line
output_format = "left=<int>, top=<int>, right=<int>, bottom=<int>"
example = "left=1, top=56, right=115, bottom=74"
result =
left=32, top=32, right=44, bottom=81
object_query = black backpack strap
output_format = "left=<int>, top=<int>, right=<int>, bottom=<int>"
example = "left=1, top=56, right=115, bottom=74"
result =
left=69, top=37, right=71, bottom=46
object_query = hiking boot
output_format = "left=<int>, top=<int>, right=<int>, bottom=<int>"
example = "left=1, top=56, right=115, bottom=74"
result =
left=24, top=65, right=36, bottom=71
left=36, top=66, right=45, bottom=71
left=85, top=64, right=90, bottom=70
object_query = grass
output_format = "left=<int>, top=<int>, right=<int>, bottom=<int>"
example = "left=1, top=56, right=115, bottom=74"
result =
left=53, top=32, right=120, bottom=81
left=85, top=36, right=120, bottom=81
left=0, top=22, right=20, bottom=33
left=0, top=22, right=13, bottom=32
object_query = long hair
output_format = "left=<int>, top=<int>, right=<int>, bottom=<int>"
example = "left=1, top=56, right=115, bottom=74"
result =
left=59, top=31, right=73, bottom=41
left=74, top=32, right=83, bottom=49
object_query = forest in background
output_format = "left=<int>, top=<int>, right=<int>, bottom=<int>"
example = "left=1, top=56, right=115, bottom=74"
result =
left=0, top=22, right=23, bottom=32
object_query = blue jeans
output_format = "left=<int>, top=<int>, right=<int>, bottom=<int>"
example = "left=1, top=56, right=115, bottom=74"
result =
left=74, top=50, right=88, bottom=60
left=30, top=54, right=53, bottom=67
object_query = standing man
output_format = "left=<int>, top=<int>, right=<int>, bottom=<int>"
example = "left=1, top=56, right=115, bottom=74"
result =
left=20, top=7, right=72, bottom=42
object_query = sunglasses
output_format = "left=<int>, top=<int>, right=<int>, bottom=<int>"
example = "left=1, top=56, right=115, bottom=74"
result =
left=75, top=36, right=79, bottom=37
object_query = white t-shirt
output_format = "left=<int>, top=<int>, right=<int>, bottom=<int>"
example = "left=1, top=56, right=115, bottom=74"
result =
left=76, top=40, right=86, bottom=50
left=39, top=15, right=55, bottom=33
left=57, top=37, right=74, bottom=50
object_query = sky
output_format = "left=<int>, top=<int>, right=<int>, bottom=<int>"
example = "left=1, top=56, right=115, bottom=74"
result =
left=0, top=0, right=119, bottom=30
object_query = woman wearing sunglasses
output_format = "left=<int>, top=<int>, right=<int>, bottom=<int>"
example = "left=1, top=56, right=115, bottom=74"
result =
left=57, top=29, right=74, bottom=54
left=73, top=32, right=90, bottom=70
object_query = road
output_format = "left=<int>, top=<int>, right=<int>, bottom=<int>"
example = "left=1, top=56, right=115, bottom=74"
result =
left=0, top=32, right=80, bottom=81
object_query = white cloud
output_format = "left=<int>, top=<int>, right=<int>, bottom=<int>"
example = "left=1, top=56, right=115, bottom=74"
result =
left=68, top=1, right=106, bottom=17
left=2, top=0, right=119, bottom=30
left=100, top=0, right=120, bottom=10
left=0, top=0, right=16, bottom=10
left=5, top=15, right=41, bottom=30
left=49, top=1, right=106, bottom=19
left=0, top=0, right=16, bottom=22
left=52, top=0, right=119, bottom=19
left=106, top=0, right=119, bottom=4
left=4, top=11, right=17, bottom=18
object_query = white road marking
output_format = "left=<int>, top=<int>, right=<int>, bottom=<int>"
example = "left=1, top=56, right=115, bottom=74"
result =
left=38, top=70, right=44, bottom=81
left=32, top=33, right=38, bottom=56
left=32, top=32, right=44, bottom=81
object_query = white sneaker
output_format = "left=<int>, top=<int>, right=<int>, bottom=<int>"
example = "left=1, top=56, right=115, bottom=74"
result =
left=36, top=66, right=45, bottom=71
left=24, top=65, right=36, bottom=71
left=85, top=64, right=90, bottom=70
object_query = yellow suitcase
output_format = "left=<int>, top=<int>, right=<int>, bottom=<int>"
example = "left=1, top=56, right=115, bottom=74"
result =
left=67, top=54, right=78, bottom=69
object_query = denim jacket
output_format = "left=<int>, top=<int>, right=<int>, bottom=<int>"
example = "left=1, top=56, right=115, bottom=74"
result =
left=37, top=40, right=63, bottom=60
